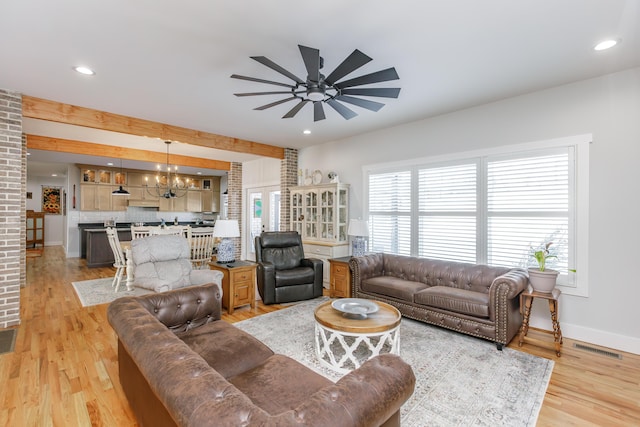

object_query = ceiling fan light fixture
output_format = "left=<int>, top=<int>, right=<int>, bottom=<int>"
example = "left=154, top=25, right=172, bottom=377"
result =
left=307, top=87, right=325, bottom=102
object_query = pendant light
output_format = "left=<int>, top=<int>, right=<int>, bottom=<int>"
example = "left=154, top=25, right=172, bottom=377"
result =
left=112, top=159, right=130, bottom=196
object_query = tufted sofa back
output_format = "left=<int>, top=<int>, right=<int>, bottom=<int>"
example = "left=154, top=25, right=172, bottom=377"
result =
left=136, top=283, right=222, bottom=333
left=377, top=253, right=511, bottom=294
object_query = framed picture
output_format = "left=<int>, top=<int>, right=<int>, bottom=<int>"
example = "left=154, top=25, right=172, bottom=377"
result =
left=42, top=186, right=62, bottom=215
left=26, top=192, right=33, bottom=199
left=202, top=179, right=211, bottom=190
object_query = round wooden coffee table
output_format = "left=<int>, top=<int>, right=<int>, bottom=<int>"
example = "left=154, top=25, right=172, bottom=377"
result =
left=314, top=299, right=401, bottom=374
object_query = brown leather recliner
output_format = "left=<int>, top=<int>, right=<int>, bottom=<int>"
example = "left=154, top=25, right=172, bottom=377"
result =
left=255, top=231, right=323, bottom=304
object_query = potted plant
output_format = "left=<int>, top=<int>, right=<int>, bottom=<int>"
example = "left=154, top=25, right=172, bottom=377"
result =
left=528, top=242, right=559, bottom=293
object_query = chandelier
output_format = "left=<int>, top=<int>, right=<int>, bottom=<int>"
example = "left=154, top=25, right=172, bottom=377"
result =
left=145, top=141, right=190, bottom=199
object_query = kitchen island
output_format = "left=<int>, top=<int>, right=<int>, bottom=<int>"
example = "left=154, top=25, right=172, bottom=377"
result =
left=82, top=222, right=215, bottom=268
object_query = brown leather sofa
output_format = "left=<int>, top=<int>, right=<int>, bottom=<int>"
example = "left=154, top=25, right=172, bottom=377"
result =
left=107, top=283, right=415, bottom=427
left=350, top=253, right=528, bottom=350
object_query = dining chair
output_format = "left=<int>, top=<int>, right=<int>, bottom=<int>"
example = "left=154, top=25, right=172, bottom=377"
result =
left=106, top=227, right=127, bottom=292
left=130, top=225, right=152, bottom=240
left=187, top=227, right=215, bottom=269
left=150, top=225, right=190, bottom=237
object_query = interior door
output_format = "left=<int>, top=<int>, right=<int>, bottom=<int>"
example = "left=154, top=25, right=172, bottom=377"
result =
left=246, top=185, right=281, bottom=261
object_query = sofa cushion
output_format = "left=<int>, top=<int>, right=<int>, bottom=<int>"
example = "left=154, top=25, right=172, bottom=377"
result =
left=178, top=320, right=274, bottom=379
left=414, top=286, right=490, bottom=318
left=362, top=276, right=428, bottom=301
left=228, top=354, right=332, bottom=415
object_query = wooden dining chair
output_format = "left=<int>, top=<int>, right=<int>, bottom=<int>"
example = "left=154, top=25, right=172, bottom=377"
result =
left=187, top=227, right=215, bottom=269
left=106, top=227, right=127, bottom=292
left=130, top=226, right=152, bottom=240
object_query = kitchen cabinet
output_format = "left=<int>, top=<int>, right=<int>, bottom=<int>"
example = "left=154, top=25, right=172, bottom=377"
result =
left=187, top=191, right=202, bottom=212
left=80, top=184, right=114, bottom=211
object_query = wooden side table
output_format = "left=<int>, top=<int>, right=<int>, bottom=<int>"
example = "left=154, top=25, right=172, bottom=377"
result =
left=208, top=261, right=257, bottom=314
left=329, top=256, right=352, bottom=298
left=518, top=285, right=563, bottom=356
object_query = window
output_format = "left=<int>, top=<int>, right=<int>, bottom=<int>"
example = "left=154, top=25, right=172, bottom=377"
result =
left=364, top=135, right=589, bottom=296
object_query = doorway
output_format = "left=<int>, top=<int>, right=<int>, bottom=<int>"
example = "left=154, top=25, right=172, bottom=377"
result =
left=246, top=185, right=281, bottom=261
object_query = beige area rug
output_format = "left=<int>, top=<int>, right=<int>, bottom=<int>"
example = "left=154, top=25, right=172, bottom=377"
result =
left=71, top=278, right=152, bottom=307
left=235, top=298, right=554, bottom=427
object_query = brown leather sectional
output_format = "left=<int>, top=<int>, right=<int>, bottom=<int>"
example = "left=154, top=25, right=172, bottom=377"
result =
left=107, top=283, right=415, bottom=426
left=350, top=253, right=528, bottom=350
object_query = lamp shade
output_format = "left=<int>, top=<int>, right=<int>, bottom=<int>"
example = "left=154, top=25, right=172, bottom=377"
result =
left=348, top=219, right=369, bottom=237
left=213, top=219, right=240, bottom=238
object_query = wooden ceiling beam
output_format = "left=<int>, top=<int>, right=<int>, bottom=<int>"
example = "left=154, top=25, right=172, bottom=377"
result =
left=22, top=95, right=285, bottom=160
left=26, top=134, right=231, bottom=171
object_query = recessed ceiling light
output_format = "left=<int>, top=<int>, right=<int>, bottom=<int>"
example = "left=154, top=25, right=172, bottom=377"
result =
left=303, top=130, right=311, bottom=135
left=51, top=174, right=57, bottom=177
left=73, top=66, right=95, bottom=75
left=594, top=39, right=619, bottom=51
left=26, top=152, right=31, bottom=156
left=107, top=162, right=114, bottom=166
left=196, top=172, right=202, bottom=175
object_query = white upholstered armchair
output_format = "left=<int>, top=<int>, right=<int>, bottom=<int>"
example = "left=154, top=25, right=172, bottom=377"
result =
left=129, top=234, right=223, bottom=293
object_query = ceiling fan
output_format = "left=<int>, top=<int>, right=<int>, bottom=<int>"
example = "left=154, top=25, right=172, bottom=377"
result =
left=231, top=45, right=400, bottom=121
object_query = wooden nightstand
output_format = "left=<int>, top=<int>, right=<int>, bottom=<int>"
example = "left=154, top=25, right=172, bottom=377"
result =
left=329, top=256, right=352, bottom=298
left=518, top=285, right=563, bottom=356
left=208, top=261, right=257, bottom=314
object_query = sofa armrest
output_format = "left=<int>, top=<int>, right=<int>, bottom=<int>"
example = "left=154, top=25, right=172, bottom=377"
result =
left=120, top=283, right=223, bottom=332
left=268, top=353, right=415, bottom=426
left=489, top=269, right=528, bottom=300
left=349, top=253, right=385, bottom=296
left=189, top=269, right=223, bottom=288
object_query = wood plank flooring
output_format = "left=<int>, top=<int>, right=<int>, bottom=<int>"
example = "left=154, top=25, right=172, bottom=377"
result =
left=1, top=246, right=638, bottom=426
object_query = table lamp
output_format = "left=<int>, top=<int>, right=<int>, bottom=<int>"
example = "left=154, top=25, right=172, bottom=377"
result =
left=213, top=219, right=240, bottom=263
left=348, top=219, right=369, bottom=257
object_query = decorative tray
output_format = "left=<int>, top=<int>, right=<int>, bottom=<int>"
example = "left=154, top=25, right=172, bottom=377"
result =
left=332, top=298, right=379, bottom=318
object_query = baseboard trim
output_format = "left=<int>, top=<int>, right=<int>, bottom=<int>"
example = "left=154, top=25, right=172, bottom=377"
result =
left=529, top=317, right=640, bottom=355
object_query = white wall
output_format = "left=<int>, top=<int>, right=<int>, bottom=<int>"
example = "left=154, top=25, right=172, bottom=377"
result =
left=26, top=176, right=67, bottom=247
left=298, top=67, right=640, bottom=354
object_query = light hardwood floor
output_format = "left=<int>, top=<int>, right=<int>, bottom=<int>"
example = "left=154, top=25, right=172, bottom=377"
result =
left=1, top=246, right=638, bottom=426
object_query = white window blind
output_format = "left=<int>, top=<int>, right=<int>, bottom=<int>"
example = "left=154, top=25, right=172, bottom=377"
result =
left=418, top=163, right=477, bottom=263
left=368, top=171, right=411, bottom=255
left=487, top=150, right=571, bottom=276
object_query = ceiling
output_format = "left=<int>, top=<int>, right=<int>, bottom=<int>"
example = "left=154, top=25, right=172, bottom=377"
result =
left=2, top=1, right=639, bottom=178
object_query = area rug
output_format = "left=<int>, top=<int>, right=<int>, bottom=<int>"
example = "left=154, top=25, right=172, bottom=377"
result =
left=71, top=278, right=152, bottom=307
left=235, top=298, right=553, bottom=427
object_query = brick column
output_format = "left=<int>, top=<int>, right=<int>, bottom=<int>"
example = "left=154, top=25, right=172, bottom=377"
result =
left=227, top=162, right=242, bottom=261
left=280, top=148, right=298, bottom=232
left=0, top=89, right=23, bottom=328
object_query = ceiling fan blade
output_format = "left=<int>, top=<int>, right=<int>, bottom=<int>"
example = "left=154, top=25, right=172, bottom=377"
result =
left=313, top=102, right=326, bottom=122
left=235, top=90, right=306, bottom=97
left=254, top=96, right=298, bottom=110
left=250, top=56, right=305, bottom=84
left=299, top=45, right=321, bottom=82
left=335, top=95, right=385, bottom=112
left=283, top=100, right=310, bottom=118
left=326, top=99, right=358, bottom=120
left=335, top=67, right=400, bottom=89
left=324, top=49, right=372, bottom=85
left=341, top=87, right=401, bottom=98
left=230, top=74, right=294, bottom=89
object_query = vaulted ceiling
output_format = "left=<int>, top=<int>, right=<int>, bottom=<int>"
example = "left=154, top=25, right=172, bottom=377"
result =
left=2, top=1, right=639, bottom=176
